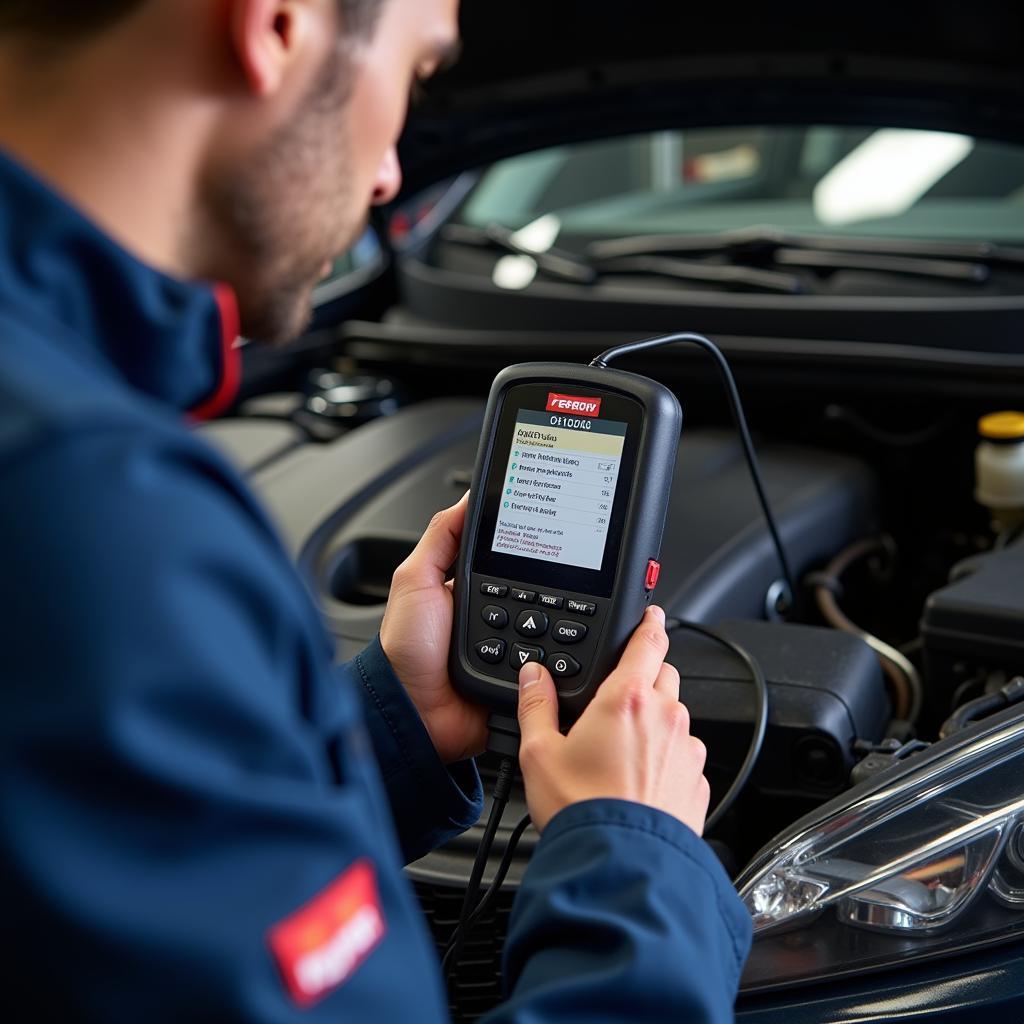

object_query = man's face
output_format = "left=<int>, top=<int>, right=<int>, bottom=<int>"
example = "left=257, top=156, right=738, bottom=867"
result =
left=208, top=0, right=460, bottom=345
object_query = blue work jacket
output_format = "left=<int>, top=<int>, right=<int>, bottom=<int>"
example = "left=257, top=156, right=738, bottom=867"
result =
left=0, top=148, right=752, bottom=1022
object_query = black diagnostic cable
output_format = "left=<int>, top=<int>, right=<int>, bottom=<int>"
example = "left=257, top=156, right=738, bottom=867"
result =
left=444, top=754, right=516, bottom=984
left=462, top=814, right=533, bottom=930
left=665, top=619, right=768, bottom=832
left=441, top=812, right=532, bottom=975
left=590, top=332, right=796, bottom=611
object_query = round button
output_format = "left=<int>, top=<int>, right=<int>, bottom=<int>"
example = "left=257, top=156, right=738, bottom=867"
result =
left=547, top=653, right=581, bottom=678
left=481, top=604, right=509, bottom=629
left=474, top=638, right=506, bottom=664
left=553, top=619, right=588, bottom=644
left=514, top=609, right=549, bottom=638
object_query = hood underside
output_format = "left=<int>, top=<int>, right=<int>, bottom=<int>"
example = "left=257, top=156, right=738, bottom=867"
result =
left=398, top=0, right=1024, bottom=198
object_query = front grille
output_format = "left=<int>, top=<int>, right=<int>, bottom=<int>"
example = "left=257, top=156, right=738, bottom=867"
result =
left=413, top=879, right=517, bottom=1023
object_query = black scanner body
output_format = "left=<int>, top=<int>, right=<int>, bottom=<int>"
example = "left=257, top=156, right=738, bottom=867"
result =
left=450, top=362, right=681, bottom=722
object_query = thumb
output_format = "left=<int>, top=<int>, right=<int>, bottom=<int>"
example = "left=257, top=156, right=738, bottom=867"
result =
left=517, top=661, right=560, bottom=745
left=398, top=493, right=469, bottom=589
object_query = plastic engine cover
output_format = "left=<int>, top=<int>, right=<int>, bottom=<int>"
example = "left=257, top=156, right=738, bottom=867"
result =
left=248, top=401, right=881, bottom=656
left=672, top=620, right=890, bottom=802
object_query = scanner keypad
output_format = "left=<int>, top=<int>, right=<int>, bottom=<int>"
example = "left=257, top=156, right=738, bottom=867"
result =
left=469, top=574, right=607, bottom=691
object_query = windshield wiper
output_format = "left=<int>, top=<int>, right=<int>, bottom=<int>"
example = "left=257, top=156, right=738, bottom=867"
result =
left=772, top=248, right=989, bottom=283
left=439, top=222, right=1007, bottom=291
left=438, top=223, right=804, bottom=294
left=440, top=222, right=597, bottom=284
left=587, top=225, right=1024, bottom=283
left=591, top=254, right=804, bottom=293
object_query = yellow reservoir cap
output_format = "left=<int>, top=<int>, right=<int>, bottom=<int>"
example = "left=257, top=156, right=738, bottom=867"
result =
left=979, top=411, right=1024, bottom=441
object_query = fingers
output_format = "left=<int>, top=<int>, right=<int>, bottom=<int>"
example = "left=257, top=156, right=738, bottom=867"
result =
left=517, top=661, right=560, bottom=758
left=690, top=735, right=707, bottom=773
left=653, top=660, right=680, bottom=700
left=604, top=606, right=670, bottom=695
left=393, top=492, right=469, bottom=590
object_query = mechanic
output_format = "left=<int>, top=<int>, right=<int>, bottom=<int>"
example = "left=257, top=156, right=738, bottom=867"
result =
left=0, top=1, right=752, bottom=1020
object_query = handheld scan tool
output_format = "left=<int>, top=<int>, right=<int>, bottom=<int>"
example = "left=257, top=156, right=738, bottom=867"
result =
left=450, top=362, right=682, bottom=723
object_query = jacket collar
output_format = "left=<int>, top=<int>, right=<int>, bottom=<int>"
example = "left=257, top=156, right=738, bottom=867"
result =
left=0, top=148, right=240, bottom=419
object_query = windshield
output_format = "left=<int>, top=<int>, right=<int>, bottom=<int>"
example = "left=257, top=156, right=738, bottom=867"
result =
left=458, top=126, right=1024, bottom=245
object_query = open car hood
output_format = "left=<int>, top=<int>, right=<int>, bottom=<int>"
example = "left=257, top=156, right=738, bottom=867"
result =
left=398, top=0, right=1024, bottom=197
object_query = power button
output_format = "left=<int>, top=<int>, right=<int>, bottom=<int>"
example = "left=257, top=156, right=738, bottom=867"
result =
left=645, top=559, right=661, bottom=591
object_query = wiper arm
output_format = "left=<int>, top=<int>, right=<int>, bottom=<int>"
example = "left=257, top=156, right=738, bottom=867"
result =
left=440, top=222, right=597, bottom=284
left=588, top=224, right=1024, bottom=268
left=594, top=254, right=803, bottom=294
left=774, top=248, right=990, bottom=284
left=438, top=223, right=802, bottom=293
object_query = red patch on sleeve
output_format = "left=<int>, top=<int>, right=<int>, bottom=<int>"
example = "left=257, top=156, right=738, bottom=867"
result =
left=267, top=859, right=386, bottom=1008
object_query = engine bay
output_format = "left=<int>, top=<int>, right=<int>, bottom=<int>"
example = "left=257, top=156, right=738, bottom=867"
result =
left=199, top=337, right=1024, bottom=1016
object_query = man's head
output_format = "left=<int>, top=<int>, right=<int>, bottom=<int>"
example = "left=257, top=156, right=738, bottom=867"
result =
left=0, top=0, right=460, bottom=343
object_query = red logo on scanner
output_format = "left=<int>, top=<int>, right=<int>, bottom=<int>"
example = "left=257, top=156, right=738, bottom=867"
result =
left=546, top=392, right=602, bottom=416
left=268, top=859, right=385, bottom=1008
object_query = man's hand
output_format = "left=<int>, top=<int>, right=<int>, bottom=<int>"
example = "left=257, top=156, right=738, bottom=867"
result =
left=516, top=606, right=710, bottom=834
left=379, top=494, right=488, bottom=763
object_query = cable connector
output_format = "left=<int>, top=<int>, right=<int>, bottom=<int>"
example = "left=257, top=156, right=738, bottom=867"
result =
left=491, top=748, right=517, bottom=803
left=486, top=712, right=521, bottom=760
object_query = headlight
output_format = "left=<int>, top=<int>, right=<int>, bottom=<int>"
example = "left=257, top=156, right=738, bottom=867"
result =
left=735, top=705, right=1024, bottom=991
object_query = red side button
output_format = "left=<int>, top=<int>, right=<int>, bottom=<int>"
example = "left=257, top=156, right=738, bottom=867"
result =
left=645, top=559, right=661, bottom=591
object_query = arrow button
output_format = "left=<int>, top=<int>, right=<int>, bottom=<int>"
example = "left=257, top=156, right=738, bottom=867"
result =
left=515, top=609, right=549, bottom=638
left=510, top=644, right=544, bottom=671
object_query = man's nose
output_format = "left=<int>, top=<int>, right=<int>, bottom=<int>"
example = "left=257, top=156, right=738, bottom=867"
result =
left=371, top=147, right=403, bottom=206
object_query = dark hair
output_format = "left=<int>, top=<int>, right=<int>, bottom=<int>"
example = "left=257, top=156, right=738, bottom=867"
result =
left=0, top=0, right=387, bottom=39
left=0, top=0, right=142, bottom=36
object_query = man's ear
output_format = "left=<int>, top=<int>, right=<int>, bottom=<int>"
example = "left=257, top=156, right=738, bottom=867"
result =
left=229, top=0, right=324, bottom=96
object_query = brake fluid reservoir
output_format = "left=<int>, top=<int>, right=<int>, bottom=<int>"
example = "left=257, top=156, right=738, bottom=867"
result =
left=975, top=411, right=1024, bottom=528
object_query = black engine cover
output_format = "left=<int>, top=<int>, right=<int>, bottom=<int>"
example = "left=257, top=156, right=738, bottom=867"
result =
left=672, top=620, right=890, bottom=803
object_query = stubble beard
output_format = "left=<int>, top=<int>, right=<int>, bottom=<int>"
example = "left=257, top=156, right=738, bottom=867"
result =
left=204, top=48, right=364, bottom=346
